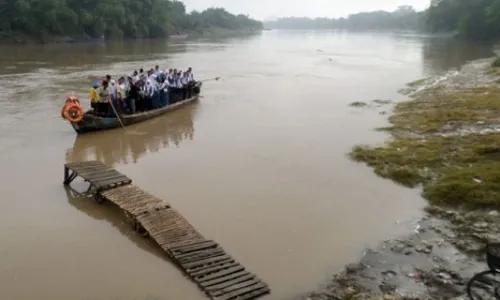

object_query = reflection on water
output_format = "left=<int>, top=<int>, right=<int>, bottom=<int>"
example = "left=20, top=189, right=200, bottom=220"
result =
left=65, top=103, right=197, bottom=166
left=421, top=37, right=495, bottom=75
left=63, top=186, right=165, bottom=259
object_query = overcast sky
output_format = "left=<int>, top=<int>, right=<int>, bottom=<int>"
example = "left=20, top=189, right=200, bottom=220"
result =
left=181, top=0, right=430, bottom=20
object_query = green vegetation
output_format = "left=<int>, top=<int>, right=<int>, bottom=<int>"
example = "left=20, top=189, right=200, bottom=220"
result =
left=493, top=56, right=500, bottom=67
left=349, top=101, right=368, bottom=107
left=427, top=0, right=500, bottom=40
left=0, top=0, right=262, bottom=42
left=350, top=74, right=500, bottom=208
left=265, top=6, right=425, bottom=30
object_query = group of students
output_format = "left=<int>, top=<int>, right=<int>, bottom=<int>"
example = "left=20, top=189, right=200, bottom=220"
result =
left=89, top=66, right=198, bottom=116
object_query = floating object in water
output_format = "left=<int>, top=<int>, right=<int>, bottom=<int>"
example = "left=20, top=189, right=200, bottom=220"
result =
left=61, top=96, right=84, bottom=123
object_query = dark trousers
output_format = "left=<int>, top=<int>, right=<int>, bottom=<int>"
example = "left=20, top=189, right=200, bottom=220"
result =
left=160, top=90, right=167, bottom=107
left=152, top=91, right=160, bottom=109
left=96, top=102, right=110, bottom=116
left=126, top=97, right=136, bottom=114
left=144, top=96, right=153, bottom=110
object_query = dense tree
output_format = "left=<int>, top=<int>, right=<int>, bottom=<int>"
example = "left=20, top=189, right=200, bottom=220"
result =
left=264, top=6, right=426, bottom=30
left=0, top=0, right=262, bottom=42
left=426, top=0, right=500, bottom=40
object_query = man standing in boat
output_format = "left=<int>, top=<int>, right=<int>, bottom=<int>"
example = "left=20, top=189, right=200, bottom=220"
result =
left=187, top=67, right=195, bottom=84
left=180, top=71, right=190, bottom=100
left=126, top=77, right=138, bottom=114
left=97, top=80, right=111, bottom=116
left=116, top=77, right=127, bottom=114
left=90, top=81, right=100, bottom=111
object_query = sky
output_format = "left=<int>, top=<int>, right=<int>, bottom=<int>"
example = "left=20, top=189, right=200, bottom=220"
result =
left=180, top=0, right=431, bottom=21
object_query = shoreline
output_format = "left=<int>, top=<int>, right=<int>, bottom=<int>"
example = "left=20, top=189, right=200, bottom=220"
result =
left=0, top=28, right=263, bottom=45
left=303, top=57, right=500, bottom=300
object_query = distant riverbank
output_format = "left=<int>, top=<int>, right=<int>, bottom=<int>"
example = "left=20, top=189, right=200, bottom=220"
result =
left=303, top=57, right=500, bottom=300
left=0, top=28, right=263, bottom=45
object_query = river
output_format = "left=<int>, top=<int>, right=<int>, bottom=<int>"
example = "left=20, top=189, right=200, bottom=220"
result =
left=0, top=30, right=494, bottom=300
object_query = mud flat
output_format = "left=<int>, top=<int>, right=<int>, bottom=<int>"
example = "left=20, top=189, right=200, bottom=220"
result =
left=305, top=58, right=500, bottom=300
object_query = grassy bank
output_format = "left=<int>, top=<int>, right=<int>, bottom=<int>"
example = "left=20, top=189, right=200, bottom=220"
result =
left=350, top=59, right=500, bottom=208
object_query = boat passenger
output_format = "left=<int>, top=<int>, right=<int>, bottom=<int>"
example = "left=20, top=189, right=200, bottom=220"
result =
left=187, top=67, right=195, bottom=83
left=144, top=78, right=155, bottom=110
left=109, top=79, right=119, bottom=114
left=170, top=71, right=183, bottom=103
left=117, top=77, right=126, bottom=114
left=126, top=77, right=138, bottom=114
left=167, top=69, right=175, bottom=85
left=181, top=72, right=190, bottom=99
left=97, top=80, right=111, bottom=116
left=90, top=81, right=100, bottom=110
left=159, top=75, right=169, bottom=107
left=175, top=71, right=183, bottom=88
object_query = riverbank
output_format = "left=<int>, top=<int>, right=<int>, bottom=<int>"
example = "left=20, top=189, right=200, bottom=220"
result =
left=303, top=58, right=500, bottom=300
left=0, top=28, right=262, bottom=45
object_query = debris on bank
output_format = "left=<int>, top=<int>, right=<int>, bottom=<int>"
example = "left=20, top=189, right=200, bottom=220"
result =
left=303, top=57, right=500, bottom=300
left=306, top=206, right=500, bottom=300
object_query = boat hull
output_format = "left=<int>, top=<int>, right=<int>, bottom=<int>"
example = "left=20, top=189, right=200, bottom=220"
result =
left=70, top=92, right=200, bottom=134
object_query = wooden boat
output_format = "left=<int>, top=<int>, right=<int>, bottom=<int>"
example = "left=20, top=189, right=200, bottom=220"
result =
left=70, top=82, right=202, bottom=134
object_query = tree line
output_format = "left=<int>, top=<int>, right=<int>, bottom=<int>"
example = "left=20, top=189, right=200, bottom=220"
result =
left=264, top=6, right=425, bottom=31
left=0, top=0, right=262, bottom=42
left=265, top=0, right=500, bottom=41
left=426, top=0, right=500, bottom=40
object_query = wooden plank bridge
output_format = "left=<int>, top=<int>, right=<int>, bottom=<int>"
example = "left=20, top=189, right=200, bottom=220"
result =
left=63, top=161, right=270, bottom=300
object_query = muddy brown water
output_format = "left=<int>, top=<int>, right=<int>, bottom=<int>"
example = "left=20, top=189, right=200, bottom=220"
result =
left=0, top=31, right=494, bottom=300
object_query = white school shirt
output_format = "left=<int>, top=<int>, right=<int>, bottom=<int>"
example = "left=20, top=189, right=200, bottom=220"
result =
left=109, top=80, right=117, bottom=98
left=159, top=79, right=168, bottom=91
left=175, top=77, right=183, bottom=88
left=181, top=76, right=190, bottom=86
left=145, top=80, right=155, bottom=97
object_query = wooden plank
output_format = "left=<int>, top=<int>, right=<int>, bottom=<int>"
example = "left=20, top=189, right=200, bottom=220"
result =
left=94, top=178, right=131, bottom=189
left=195, top=265, right=245, bottom=283
left=71, top=164, right=110, bottom=173
left=80, top=170, right=123, bottom=181
left=173, top=245, right=222, bottom=259
left=94, top=176, right=131, bottom=186
left=236, top=287, right=270, bottom=300
left=210, top=278, right=261, bottom=297
left=172, top=240, right=218, bottom=254
left=156, top=235, right=203, bottom=248
left=88, top=174, right=129, bottom=184
left=65, top=161, right=102, bottom=168
left=171, top=239, right=219, bottom=251
left=199, top=270, right=249, bottom=287
left=176, top=248, right=226, bottom=264
left=205, top=274, right=256, bottom=293
left=218, top=282, right=267, bottom=300
left=111, top=193, right=156, bottom=207
left=189, top=261, right=239, bottom=277
left=149, top=226, right=198, bottom=239
left=182, top=255, right=232, bottom=269
left=76, top=168, right=118, bottom=178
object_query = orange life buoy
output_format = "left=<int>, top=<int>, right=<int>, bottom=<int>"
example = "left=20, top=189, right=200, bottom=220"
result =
left=61, top=96, right=84, bottom=123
